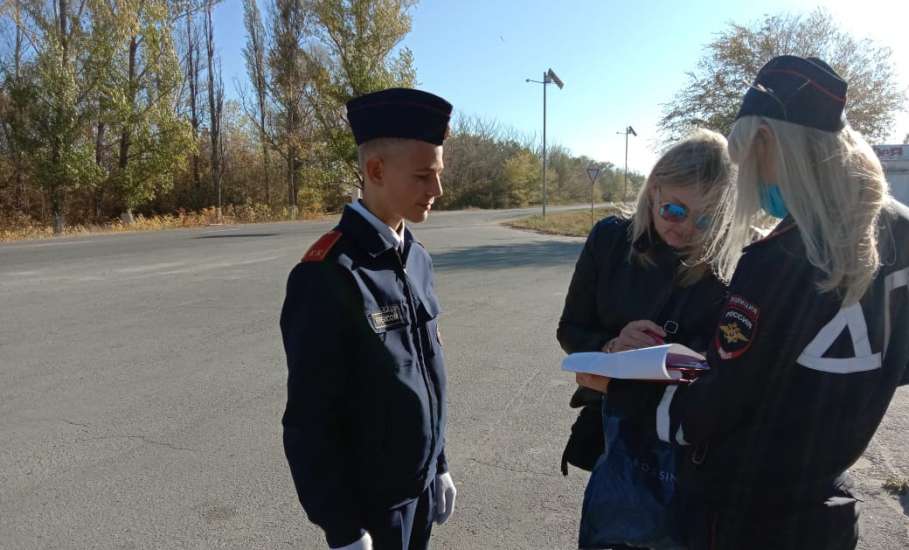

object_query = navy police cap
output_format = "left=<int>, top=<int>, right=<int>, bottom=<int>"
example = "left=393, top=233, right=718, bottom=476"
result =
left=736, top=55, right=847, bottom=132
left=346, top=88, right=453, bottom=146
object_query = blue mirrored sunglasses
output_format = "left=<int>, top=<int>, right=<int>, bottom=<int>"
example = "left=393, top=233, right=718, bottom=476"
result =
left=658, top=202, right=711, bottom=231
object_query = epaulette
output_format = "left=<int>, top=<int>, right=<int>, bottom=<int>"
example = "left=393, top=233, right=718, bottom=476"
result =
left=301, top=230, right=343, bottom=262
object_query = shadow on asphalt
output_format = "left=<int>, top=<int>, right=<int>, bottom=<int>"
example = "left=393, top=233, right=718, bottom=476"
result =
left=432, top=240, right=582, bottom=271
left=195, top=233, right=279, bottom=239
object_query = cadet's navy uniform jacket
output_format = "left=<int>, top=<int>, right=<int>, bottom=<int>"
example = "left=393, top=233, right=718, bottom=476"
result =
left=613, top=201, right=909, bottom=513
left=280, top=205, right=447, bottom=547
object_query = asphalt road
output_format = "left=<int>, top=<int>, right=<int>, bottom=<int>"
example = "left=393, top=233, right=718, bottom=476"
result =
left=1, top=207, right=907, bottom=549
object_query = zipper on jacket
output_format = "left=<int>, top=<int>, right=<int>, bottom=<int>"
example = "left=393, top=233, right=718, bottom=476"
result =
left=395, top=249, right=438, bottom=478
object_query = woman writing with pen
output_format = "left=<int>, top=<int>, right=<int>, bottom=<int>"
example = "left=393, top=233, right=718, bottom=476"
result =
left=558, top=129, right=737, bottom=549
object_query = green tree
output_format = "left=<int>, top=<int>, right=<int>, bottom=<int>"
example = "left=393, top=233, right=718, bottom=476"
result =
left=268, top=0, right=310, bottom=215
left=183, top=4, right=204, bottom=204
left=204, top=0, right=223, bottom=218
left=0, top=0, right=33, bottom=215
left=500, top=150, right=540, bottom=208
left=660, top=8, right=906, bottom=143
left=21, top=0, right=106, bottom=232
left=305, top=0, right=418, bottom=187
left=102, top=0, right=193, bottom=216
left=587, top=161, right=621, bottom=202
left=242, top=0, right=272, bottom=205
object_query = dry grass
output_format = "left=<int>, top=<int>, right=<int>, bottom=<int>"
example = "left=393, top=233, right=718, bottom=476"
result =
left=504, top=205, right=630, bottom=237
left=883, top=475, right=909, bottom=496
left=506, top=205, right=783, bottom=240
left=0, top=204, right=331, bottom=243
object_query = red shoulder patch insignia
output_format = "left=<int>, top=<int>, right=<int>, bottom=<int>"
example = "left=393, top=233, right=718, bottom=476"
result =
left=302, top=230, right=342, bottom=262
left=714, top=294, right=760, bottom=360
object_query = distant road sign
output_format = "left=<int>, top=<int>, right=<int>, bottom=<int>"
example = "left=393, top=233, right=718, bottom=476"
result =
left=587, top=165, right=601, bottom=184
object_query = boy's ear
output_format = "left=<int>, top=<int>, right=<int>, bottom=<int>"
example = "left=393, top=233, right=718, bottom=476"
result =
left=366, top=156, right=384, bottom=187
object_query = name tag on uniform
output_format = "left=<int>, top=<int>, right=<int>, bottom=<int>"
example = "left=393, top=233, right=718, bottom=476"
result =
left=369, top=305, right=406, bottom=331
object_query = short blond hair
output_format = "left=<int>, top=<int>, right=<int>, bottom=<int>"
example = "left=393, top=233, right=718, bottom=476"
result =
left=357, top=138, right=412, bottom=184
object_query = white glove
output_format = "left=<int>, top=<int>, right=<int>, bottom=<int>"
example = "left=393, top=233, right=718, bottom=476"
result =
left=434, top=472, right=457, bottom=524
left=330, top=532, right=372, bottom=550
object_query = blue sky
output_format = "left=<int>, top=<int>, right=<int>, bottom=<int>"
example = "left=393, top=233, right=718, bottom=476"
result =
left=213, top=0, right=909, bottom=173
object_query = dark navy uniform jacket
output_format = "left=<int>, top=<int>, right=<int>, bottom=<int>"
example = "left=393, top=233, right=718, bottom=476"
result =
left=280, top=205, right=447, bottom=547
left=612, top=201, right=909, bottom=509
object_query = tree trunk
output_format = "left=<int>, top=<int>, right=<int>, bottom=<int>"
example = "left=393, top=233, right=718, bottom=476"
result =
left=11, top=0, right=27, bottom=212
left=205, top=0, right=222, bottom=220
left=255, top=56, right=269, bottom=206
left=51, top=141, right=64, bottom=234
left=53, top=0, right=68, bottom=233
left=14, top=163, right=26, bottom=212
left=262, top=137, right=271, bottom=206
left=95, top=115, right=106, bottom=220
left=287, top=149, right=297, bottom=218
left=261, top=115, right=270, bottom=206
left=186, top=12, right=202, bottom=205
left=58, top=0, right=67, bottom=53
left=117, top=34, right=138, bottom=222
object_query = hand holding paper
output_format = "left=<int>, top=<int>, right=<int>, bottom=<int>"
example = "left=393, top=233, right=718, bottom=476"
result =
left=576, top=372, right=611, bottom=393
left=608, top=320, right=666, bottom=351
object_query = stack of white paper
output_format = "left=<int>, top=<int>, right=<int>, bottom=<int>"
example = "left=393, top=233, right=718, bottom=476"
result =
left=561, top=343, right=706, bottom=382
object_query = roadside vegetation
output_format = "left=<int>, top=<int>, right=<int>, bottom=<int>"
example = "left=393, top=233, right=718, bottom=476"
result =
left=505, top=205, right=630, bottom=238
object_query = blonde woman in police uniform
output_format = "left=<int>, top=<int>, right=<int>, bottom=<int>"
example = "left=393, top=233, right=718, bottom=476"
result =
left=581, top=55, right=909, bottom=549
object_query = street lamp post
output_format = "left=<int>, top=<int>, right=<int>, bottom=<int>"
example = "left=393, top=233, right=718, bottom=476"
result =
left=616, top=125, right=637, bottom=201
left=526, top=68, right=564, bottom=218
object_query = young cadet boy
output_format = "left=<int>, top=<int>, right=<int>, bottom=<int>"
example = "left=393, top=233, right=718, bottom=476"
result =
left=280, top=88, right=456, bottom=550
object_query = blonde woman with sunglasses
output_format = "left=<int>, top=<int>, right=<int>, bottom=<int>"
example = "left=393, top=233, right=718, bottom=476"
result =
left=581, top=56, right=909, bottom=550
left=558, top=129, right=736, bottom=549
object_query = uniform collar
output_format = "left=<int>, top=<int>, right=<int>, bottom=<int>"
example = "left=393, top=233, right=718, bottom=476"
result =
left=340, top=204, right=412, bottom=258
left=349, top=199, right=405, bottom=249
left=745, top=215, right=798, bottom=250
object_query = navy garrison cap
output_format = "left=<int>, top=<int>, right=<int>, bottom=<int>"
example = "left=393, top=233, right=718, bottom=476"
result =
left=736, top=55, right=848, bottom=132
left=346, top=88, right=453, bottom=146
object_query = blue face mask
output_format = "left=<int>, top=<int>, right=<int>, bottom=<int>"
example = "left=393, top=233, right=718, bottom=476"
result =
left=759, top=183, right=788, bottom=219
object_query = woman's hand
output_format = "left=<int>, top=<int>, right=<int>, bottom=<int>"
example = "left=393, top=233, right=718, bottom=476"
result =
left=603, top=320, right=665, bottom=352
left=576, top=372, right=611, bottom=393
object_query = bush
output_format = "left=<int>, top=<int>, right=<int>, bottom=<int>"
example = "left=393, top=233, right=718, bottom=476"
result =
left=0, top=202, right=329, bottom=242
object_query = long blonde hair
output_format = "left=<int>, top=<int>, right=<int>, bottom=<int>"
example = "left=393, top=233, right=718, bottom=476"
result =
left=630, top=128, right=736, bottom=285
left=709, top=116, right=888, bottom=304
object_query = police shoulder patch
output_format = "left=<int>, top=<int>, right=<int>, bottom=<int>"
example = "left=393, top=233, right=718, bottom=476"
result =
left=715, top=294, right=760, bottom=360
left=302, top=230, right=342, bottom=262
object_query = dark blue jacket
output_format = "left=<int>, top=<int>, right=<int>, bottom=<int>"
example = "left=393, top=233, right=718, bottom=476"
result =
left=614, top=201, right=909, bottom=512
left=558, top=216, right=727, bottom=356
left=280, top=205, right=447, bottom=547
left=558, top=216, right=728, bottom=427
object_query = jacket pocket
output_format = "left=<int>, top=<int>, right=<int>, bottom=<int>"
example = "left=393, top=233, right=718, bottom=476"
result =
left=415, top=293, right=442, bottom=357
left=365, top=302, right=414, bottom=369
